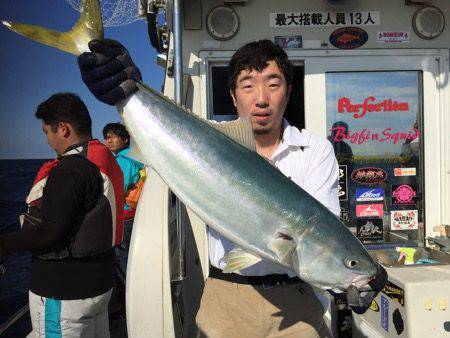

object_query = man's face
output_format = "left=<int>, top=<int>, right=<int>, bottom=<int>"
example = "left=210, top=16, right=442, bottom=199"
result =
left=42, top=122, right=66, bottom=155
left=230, top=60, right=291, bottom=136
left=105, top=132, right=127, bottom=154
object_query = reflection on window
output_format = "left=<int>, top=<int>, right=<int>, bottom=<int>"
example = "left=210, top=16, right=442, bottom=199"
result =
left=326, top=71, right=423, bottom=246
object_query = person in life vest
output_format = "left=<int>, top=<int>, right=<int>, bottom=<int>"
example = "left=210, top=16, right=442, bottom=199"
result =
left=0, top=93, right=124, bottom=337
left=103, top=122, right=144, bottom=318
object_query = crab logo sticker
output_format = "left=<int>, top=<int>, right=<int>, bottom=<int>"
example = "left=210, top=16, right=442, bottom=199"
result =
left=351, top=167, right=387, bottom=185
left=338, top=165, right=348, bottom=201
left=356, top=204, right=383, bottom=217
left=356, top=218, right=383, bottom=242
left=356, top=187, right=384, bottom=202
left=330, top=27, right=368, bottom=49
left=391, top=210, right=418, bottom=230
left=392, top=184, right=417, bottom=205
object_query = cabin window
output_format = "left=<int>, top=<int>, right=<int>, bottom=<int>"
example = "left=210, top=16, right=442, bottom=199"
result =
left=325, top=71, right=424, bottom=246
left=209, top=65, right=305, bottom=129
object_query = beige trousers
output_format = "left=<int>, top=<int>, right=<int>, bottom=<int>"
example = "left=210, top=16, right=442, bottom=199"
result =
left=196, top=277, right=331, bottom=338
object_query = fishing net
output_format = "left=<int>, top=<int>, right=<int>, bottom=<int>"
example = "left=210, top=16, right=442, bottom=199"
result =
left=65, top=0, right=141, bottom=27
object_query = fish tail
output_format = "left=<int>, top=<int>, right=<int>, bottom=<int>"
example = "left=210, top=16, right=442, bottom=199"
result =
left=2, top=0, right=103, bottom=56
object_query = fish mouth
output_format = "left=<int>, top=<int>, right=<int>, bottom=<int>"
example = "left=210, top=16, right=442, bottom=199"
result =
left=347, top=265, right=388, bottom=314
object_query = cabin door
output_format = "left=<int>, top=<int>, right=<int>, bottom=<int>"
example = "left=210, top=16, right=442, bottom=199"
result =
left=296, top=49, right=449, bottom=245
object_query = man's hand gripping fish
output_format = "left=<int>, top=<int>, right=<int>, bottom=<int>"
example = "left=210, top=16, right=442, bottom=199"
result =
left=3, top=0, right=387, bottom=313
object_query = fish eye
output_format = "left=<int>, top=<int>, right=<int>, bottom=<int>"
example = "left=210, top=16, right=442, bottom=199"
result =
left=346, top=259, right=359, bottom=269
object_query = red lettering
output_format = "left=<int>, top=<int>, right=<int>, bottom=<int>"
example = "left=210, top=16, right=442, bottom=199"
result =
left=337, top=97, right=410, bottom=119
left=338, top=98, right=351, bottom=113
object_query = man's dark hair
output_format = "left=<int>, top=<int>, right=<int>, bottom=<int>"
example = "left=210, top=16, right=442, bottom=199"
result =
left=35, top=92, right=92, bottom=136
left=228, top=39, right=294, bottom=93
left=103, top=123, right=130, bottom=147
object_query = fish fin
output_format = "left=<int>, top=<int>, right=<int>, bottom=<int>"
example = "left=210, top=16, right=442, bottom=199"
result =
left=206, top=119, right=256, bottom=151
left=222, top=247, right=261, bottom=273
left=128, top=140, right=147, bottom=164
left=2, top=0, right=103, bottom=55
left=267, top=232, right=297, bottom=265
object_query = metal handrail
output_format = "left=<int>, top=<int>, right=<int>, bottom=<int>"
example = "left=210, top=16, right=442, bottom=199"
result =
left=0, top=304, right=29, bottom=336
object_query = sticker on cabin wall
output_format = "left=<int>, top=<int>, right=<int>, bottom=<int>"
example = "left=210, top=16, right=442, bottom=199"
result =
left=338, top=97, right=410, bottom=119
left=330, top=27, right=368, bottom=49
left=390, top=210, right=418, bottom=230
left=377, top=31, right=410, bottom=44
left=340, top=208, right=350, bottom=224
left=274, top=36, right=302, bottom=48
left=356, top=204, right=383, bottom=217
left=356, top=218, right=383, bottom=241
left=394, top=167, right=416, bottom=177
left=381, top=295, right=389, bottom=332
left=330, top=126, right=418, bottom=146
left=351, top=167, right=387, bottom=185
left=339, top=165, right=348, bottom=200
left=270, top=11, right=380, bottom=27
left=356, top=187, right=384, bottom=201
left=392, top=184, right=417, bottom=205
left=382, top=281, right=405, bottom=307
left=370, top=300, right=380, bottom=312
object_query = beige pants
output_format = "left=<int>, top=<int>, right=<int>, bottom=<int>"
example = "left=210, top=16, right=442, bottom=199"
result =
left=196, top=277, right=331, bottom=338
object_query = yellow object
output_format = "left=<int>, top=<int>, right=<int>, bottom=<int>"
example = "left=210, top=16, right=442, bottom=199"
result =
left=425, top=299, right=433, bottom=311
left=396, top=247, right=416, bottom=265
left=439, top=299, right=447, bottom=311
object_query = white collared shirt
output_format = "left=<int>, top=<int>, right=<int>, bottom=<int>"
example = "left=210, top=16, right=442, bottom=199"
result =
left=208, top=119, right=340, bottom=276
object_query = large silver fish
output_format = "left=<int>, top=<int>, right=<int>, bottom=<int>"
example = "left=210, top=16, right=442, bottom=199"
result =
left=3, top=0, right=386, bottom=312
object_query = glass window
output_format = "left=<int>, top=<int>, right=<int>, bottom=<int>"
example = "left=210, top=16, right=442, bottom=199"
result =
left=326, top=71, right=424, bottom=245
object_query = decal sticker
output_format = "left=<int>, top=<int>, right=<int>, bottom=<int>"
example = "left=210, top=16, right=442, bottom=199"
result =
left=270, top=11, right=380, bottom=28
left=330, top=126, right=418, bottom=145
left=394, top=167, right=416, bottom=177
left=370, top=300, right=380, bottom=312
left=356, top=218, right=383, bottom=241
left=393, top=309, right=404, bottom=335
left=340, top=208, right=350, bottom=224
left=382, top=281, right=405, bottom=307
left=338, top=96, right=410, bottom=119
left=392, top=184, right=417, bottom=205
left=381, top=295, right=389, bottom=332
left=338, top=165, right=348, bottom=201
left=356, top=204, right=383, bottom=217
left=330, top=27, right=368, bottom=49
left=356, top=187, right=384, bottom=201
left=337, top=309, right=353, bottom=337
left=274, top=35, right=302, bottom=48
left=390, top=210, right=418, bottom=230
left=351, top=167, right=387, bottom=185
left=377, top=31, right=410, bottom=44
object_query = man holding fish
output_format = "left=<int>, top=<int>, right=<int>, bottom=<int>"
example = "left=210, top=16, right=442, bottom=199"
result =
left=3, top=1, right=387, bottom=334
left=78, top=38, right=338, bottom=337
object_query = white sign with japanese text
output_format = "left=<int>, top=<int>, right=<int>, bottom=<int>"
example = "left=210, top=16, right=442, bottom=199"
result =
left=377, top=31, right=410, bottom=44
left=270, top=11, right=380, bottom=27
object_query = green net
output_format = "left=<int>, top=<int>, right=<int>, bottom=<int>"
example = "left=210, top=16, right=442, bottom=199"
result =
left=65, top=0, right=141, bottom=27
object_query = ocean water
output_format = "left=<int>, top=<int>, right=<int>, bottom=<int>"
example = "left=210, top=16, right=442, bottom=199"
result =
left=0, top=159, right=47, bottom=337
